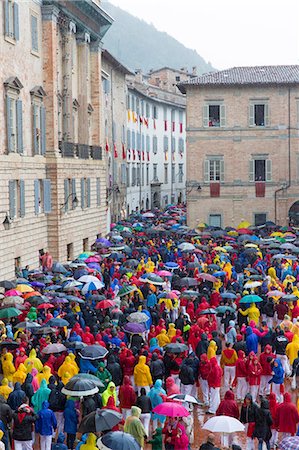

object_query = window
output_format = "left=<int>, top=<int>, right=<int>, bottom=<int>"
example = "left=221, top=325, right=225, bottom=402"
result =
left=6, top=94, right=23, bottom=154
left=31, top=14, right=38, bottom=52
left=127, top=129, right=131, bottom=149
left=146, top=164, right=149, bottom=185
left=14, top=256, right=21, bottom=277
left=178, top=137, right=184, bottom=154
left=4, top=0, right=19, bottom=41
left=175, top=75, right=180, bottom=82
left=141, top=165, right=144, bottom=186
left=136, top=133, right=141, bottom=151
left=249, top=158, right=272, bottom=182
left=141, top=100, right=144, bottom=116
left=32, top=101, right=46, bottom=155
left=209, top=214, right=222, bottom=227
left=146, top=135, right=150, bottom=153
left=126, top=165, right=130, bottom=187
left=171, top=136, right=176, bottom=153
left=141, top=134, right=145, bottom=151
left=153, top=164, right=158, bottom=181
left=103, top=78, right=110, bottom=95
left=132, top=166, right=136, bottom=186
left=163, top=107, right=167, bottom=121
left=126, top=94, right=130, bottom=109
left=250, top=103, right=269, bottom=127
left=9, top=179, right=25, bottom=219
left=96, top=177, right=101, bottom=206
left=83, top=238, right=89, bottom=252
left=73, top=100, right=79, bottom=143
left=254, top=213, right=267, bottom=226
left=64, top=178, right=76, bottom=212
left=204, top=157, right=224, bottom=182
left=203, top=103, right=226, bottom=127
left=58, top=95, right=63, bottom=141
left=163, top=136, right=169, bottom=152
left=81, top=178, right=90, bottom=209
left=121, top=164, right=126, bottom=185
left=132, top=96, right=136, bottom=112
left=137, top=166, right=141, bottom=186
left=146, top=103, right=150, bottom=117
left=132, top=131, right=136, bottom=150
left=172, top=163, right=175, bottom=182
left=67, top=243, right=74, bottom=261
left=152, top=105, right=158, bottom=119
left=164, top=164, right=168, bottom=184
left=178, top=164, right=184, bottom=183
left=34, top=179, right=51, bottom=214
left=153, top=136, right=158, bottom=154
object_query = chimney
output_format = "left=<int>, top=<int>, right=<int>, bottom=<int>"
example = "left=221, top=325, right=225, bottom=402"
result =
left=192, top=66, right=197, bottom=76
left=180, top=67, right=187, bottom=73
left=134, top=69, right=143, bottom=83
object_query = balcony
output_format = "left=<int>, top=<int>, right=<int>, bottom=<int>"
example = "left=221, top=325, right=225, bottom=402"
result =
left=210, top=182, right=220, bottom=197
left=59, top=141, right=76, bottom=157
left=91, top=146, right=102, bottom=160
left=77, top=144, right=90, bottom=159
left=59, top=142, right=103, bottom=160
left=255, top=181, right=265, bottom=197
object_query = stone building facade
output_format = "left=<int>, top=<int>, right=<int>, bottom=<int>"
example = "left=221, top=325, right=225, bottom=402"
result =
left=179, top=66, right=299, bottom=228
left=0, top=0, right=112, bottom=279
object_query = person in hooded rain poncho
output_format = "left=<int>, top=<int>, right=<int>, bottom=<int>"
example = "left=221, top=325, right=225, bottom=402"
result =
left=80, top=433, right=97, bottom=450
left=124, top=406, right=147, bottom=448
left=13, top=363, right=27, bottom=385
left=51, top=432, right=68, bottom=450
left=35, top=400, right=57, bottom=450
left=269, top=358, right=284, bottom=403
left=101, top=381, right=117, bottom=407
left=134, top=355, right=153, bottom=395
left=147, top=427, right=163, bottom=450
left=0, top=379, right=12, bottom=401
left=148, top=379, right=166, bottom=428
left=7, top=383, right=26, bottom=411
left=24, top=349, right=43, bottom=373
left=31, top=379, right=51, bottom=413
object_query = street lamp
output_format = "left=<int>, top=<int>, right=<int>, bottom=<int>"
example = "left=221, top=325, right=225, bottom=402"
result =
left=0, top=211, right=12, bottom=230
left=60, top=194, right=78, bottom=211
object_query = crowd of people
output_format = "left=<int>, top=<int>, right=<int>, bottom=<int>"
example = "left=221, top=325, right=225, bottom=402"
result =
left=1, top=208, right=299, bottom=449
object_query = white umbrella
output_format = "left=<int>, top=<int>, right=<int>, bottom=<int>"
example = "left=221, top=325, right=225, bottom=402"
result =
left=243, top=281, right=262, bottom=289
left=178, top=242, right=196, bottom=252
left=203, top=415, right=245, bottom=433
left=142, top=212, right=155, bottom=218
left=78, top=275, right=101, bottom=283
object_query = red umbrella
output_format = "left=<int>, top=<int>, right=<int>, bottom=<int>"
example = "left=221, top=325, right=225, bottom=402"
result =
left=4, top=290, right=22, bottom=297
left=96, top=300, right=116, bottom=310
left=237, top=228, right=253, bottom=235
left=152, top=402, right=190, bottom=417
left=198, top=273, right=218, bottom=283
left=37, top=303, right=54, bottom=309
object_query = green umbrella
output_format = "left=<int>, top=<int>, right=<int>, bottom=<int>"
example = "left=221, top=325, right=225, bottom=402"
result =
left=118, top=285, right=136, bottom=297
left=0, top=307, right=21, bottom=319
left=239, top=294, right=263, bottom=304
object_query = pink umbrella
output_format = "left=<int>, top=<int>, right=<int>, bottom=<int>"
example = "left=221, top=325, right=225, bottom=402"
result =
left=171, top=290, right=181, bottom=296
left=152, top=402, right=190, bottom=417
left=266, top=290, right=284, bottom=297
left=198, top=273, right=218, bottom=283
left=167, top=291, right=179, bottom=299
left=85, top=256, right=101, bottom=263
left=157, top=270, right=172, bottom=277
left=4, top=290, right=22, bottom=297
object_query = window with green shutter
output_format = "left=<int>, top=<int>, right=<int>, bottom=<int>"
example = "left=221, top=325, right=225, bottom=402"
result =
left=9, top=180, right=16, bottom=219
left=96, top=178, right=101, bottom=206
left=31, top=14, right=38, bottom=52
left=5, top=0, right=19, bottom=41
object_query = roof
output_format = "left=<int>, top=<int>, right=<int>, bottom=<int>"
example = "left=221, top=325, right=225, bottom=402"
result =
left=178, top=65, right=299, bottom=93
left=149, top=66, right=192, bottom=75
left=102, top=49, right=133, bottom=75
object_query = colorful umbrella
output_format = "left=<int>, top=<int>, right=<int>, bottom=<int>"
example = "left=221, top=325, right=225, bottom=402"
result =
left=96, top=300, right=116, bottom=309
left=42, top=343, right=67, bottom=354
left=152, top=402, right=189, bottom=417
left=0, top=308, right=21, bottom=319
left=62, top=378, right=99, bottom=397
left=47, top=318, right=69, bottom=327
left=98, top=432, right=141, bottom=450
left=127, top=312, right=149, bottom=323
left=4, top=290, right=22, bottom=297
left=239, top=294, right=263, bottom=304
left=198, top=273, right=218, bottom=283
left=123, top=322, right=146, bottom=334
left=16, top=284, right=34, bottom=293
left=280, top=436, right=299, bottom=450
left=37, top=303, right=54, bottom=309
left=118, top=286, right=137, bottom=297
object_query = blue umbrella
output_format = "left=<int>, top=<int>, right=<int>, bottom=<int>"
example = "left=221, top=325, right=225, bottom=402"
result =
left=52, top=263, right=68, bottom=274
left=99, top=431, right=141, bottom=450
left=221, top=292, right=237, bottom=299
left=45, top=285, right=62, bottom=291
left=239, top=294, right=263, bottom=304
left=73, top=269, right=89, bottom=280
left=164, top=262, right=179, bottom=269
left=47, top=318, right=69, bottom=327
left=213, top=271, right=226, bottom=277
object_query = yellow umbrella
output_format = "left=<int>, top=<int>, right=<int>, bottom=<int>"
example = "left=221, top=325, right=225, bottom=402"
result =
left=245, top=243, right=258, bottom=248
left=214, top=246, right=227, bottom=253
left=16, top=284, right=34, bottom=293
left=270, top=232, right=283, bottom=237
left=198, top=222, right=207, bottom=228
left=228, top=231, right=238, bottom=236
left=237, top=220, right=251, bottom=229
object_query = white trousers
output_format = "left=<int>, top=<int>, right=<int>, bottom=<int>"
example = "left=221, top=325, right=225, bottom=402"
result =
left=271, top=382, right=283, bottom=403
left=40, top=435, right=52, bottom=450
left=209, top=387, right=220, bottom=414
left=259, top=375, right=272, bottom=396
left=140, top=413, right=151, bottom=437
left=277, top=354, right=291, bottom=376
left=14, top=442, right=33, bottom=450
left=122, top=408, right=131, bottom=420
left=54, top=411, right=64, bottom=436
left=250, top=384, right=259, bottom=402
left=236, top=377, right=248, bottom=401
left=270, top=429, right=278, bottom=447
left=224, top=366, right=235, bottom=390
left=199, top=378, right=209, bottom=405
left=181, top=384, right=193, bottom=396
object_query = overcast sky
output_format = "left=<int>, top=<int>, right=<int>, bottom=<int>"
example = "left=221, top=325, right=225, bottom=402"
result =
left=109, top=0, right=299, bottom=70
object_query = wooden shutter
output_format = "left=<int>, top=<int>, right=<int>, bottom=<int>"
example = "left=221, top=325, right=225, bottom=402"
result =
left=9, top=180, right=16, bottom=219
left=14, top=2, right=19, bottom=41
left=33, top=105, right=38, bottom=154
left=80, top=178, right=85, bottom=209
left=4, top=0, right=9, bottom=36
left=249, top=159, right=255, bottom=182
left=43, top=179, right=52, bottom=214
left=6, top=97, right=12, bottom=153
left=71, top=179, right=76, bottom=204
left=266, top=159, right=272, bottom=181
left=34, top=179, right=40, bottom=215
left=204, top=160, right=210, bottom=182
left=220, top=159, right=224, bottom=182
left=96, top=178, right=101, bottom=206
left=249, top=104, right=254, bottom=126
left=31, top=15, right=38, bottom=51
left=16, top=99, right=23, bottom=153
left=264, top=103, right=270, bottom=127
left=220, top=104, right=226, bottom=127
left=203, top=104, right=209, bottom=127
left=127, top=130, right=131, bottom=149
left=19, top=179, right=25, bottom=217
left=40, top=106, right=46, bottom=155
left=64, top=179, right=69, bottom=212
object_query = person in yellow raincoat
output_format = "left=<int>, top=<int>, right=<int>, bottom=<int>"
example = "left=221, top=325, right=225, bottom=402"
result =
left=292, top=319, right=299, bottom=336
left=0, top=379, right=12, bottom=400
left=101, top=381, right=117, bottom=406
left=207, top=340, right=217, bottom=360
left=158, top=297, right=173, bottom=312
left=280, top=314, right=293, bottom=330
left=156, top=329, right=170, bottom=347
left=268, top=267, right=278, bottom=284
left=137, top=257, right=145, bottom=272
left=57, top=356, right=78, bottom=379
left=13, top=363, right=27, bottom=385
left=213, top=278, right=222, bottom=293
left=61, top=371, right=72, bottom=386
left=134, top=355, right=153, bottom=394
left=37, top=365, right=52, bottom=384
left=24, top=349, right=43, bottom=373
left=238, top=303, right=260, bottom=325
left=223, top=262, right=232, bottom=280
left=144, top=257, right=155, bottom=273
left=80, top=433, right=98, bottom=450
left=68, top=352, right=79, bottom=374
left=167, top=323, right=176, bottom=340
left=286, top=335, right=299, bottom=365
left=2, top=353, right=15, bottom=383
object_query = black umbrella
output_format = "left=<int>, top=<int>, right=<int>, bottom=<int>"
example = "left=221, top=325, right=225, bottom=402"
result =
left=98, top=431, right=141, bottom=450
left=32, top=326, right=56, bottom=335
left=47, top=318, right=69, bottom=327
left=79, top=345, right=108, bottom=360
left=178, top=277, right=198, bottom=287
left=61, top=377, right=99, bottom=397
left=199, top=308, right=216, bottom=315
left=164, top=343, right=188, bottom=354
left=65, top=341, right=87, bottom=350
left=71, top=373, right=104, bottom=387
left=78, top=408, right=122, bottom=433
left=0, top=281, right=16, bottom=290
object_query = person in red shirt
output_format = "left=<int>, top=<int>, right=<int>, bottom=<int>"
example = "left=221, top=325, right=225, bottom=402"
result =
left=216, top=390, right=239, bottom=448
left=234, top=350, right=248, bottom=402
left=207, top=357, right=222, bottom=414
left=220, top=342, right=238, bottom=391
left=120, top=349, right=136, bottom=388
left=82, top=326, right=95, bottom=345
left=276, top=392, right=299, bottom=437
left=247, top=354, right=262, bottom=402
left=198, top=353, right=210, bottom=406
left=269, top=392, right=278, bottom=449
left=119, top=375, right=136, bottom=420
left=259, top=344, right=275, bottom=396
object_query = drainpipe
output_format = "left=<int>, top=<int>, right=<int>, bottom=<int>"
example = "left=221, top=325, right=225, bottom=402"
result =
left=274, top=86, right=291, bottom=224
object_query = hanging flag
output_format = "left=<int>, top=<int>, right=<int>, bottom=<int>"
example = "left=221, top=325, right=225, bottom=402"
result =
left=172, top=152, right=175, bottom=162
left=153, top=119, right=156, bottom=130
left=172, top=122, right=175, bottom=132
left=139, top=116, right=143, bottom=125
left=164, top=120, right=168, bottom=131
left=144, top=118, right=149, bottom=128
left=133, top=149, right=136, bottom=160
left=127, top=110, right=131, bottom=122
left=142, top=150, right=145, bottom=161
left=165, top=152, right=168, bottom=161
left=133, top=112, right=138, bottom=123
left=180, top=151, right=183, bottom=158
left=147, top=152, right=150, bottom=162
left=137, top=150, right=141, bottom=160
left=122, top=143, right=126, bottom=160
left=127, top=148, right=131, bottom=159
left=113, top=143, right=118, bottom=158
left=105, top=138, right=109, bottom=153
left=180, top=122, right=183, bottom=133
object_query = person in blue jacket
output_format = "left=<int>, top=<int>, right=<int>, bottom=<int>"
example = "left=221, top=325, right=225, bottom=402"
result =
left=246, top=326, right=258, bottom=354
left=36, top=400, right=57, bottom=449
left=64, top=400, right=79, bottom=450
left=51, top=433, right=68, bottom=450
left=79, top=358, right=97, bottom=374
left=269, top=358, right=284, bottom=402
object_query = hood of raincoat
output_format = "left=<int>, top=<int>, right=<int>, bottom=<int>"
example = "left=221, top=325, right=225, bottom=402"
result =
left=131, top=405, right=141, bottom=417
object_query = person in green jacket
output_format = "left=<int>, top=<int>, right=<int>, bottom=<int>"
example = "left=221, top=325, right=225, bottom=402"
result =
left=147, top=427, right=162, bottom=450
left=124, top=406, right=147, bottom=448
left=96, top=362, right=112, bottom=393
